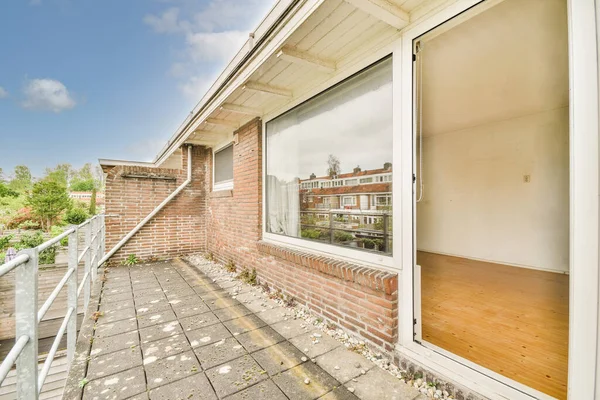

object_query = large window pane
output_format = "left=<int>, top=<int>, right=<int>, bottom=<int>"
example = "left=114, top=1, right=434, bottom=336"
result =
left=214, top=144, right=233, bottom=184
left=266, top=58, right=393, bottom=255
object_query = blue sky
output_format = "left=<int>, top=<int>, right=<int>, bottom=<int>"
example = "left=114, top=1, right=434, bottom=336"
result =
left=0, top=0, right=274, bottom=178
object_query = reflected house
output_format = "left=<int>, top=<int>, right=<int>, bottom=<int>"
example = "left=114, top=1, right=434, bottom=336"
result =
left=297, top=163, right=392, bottom=253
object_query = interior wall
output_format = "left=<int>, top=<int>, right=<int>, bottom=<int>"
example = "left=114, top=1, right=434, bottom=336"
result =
left=416, top=0, right=569, bottom=272
left=416, top=107, right=569, bottom=272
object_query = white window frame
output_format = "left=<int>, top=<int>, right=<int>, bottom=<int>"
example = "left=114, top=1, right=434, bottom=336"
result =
left=342, top=196, right=357, bottom=206
left=262, top=52, right=397, bottom=270
left=212, top=141, right=234, bottom=191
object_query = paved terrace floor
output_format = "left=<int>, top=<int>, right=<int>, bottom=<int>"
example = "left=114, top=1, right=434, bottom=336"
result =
left=77, top=259, right=423, bottom=400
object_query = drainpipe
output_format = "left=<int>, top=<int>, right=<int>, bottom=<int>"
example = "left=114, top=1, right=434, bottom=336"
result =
left=98, top=145, right=193, bottom=266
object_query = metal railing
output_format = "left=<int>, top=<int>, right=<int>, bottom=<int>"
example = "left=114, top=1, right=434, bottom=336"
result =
left=0, top=214, right=105, bottom=398
left=300, top=209, right=392, bottom=253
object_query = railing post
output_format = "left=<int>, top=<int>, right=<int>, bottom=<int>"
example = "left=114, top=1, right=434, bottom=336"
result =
left=84, top=220, right=92, bottom=310
left=15, top=248, right=38, bottom=398
left=383, top=214, right=389, bottom=253
left=329, top=212, right=334, bottom=244
left=90, top=217, right=97, bottom=282
left=99, top=215, right=105, bottom=266
left=67, top=228, right=78, bottom=365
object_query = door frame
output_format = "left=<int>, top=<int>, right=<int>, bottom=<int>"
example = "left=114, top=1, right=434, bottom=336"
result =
left=394, top=0, right=599, bottom=399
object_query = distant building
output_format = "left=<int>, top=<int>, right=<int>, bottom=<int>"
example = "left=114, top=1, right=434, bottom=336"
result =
left=68, top=191, right=105, bottom=206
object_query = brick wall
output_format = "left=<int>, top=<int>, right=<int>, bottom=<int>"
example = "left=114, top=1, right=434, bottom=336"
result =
left=205, top=118, right=399, bottom=354
left=104, top=118, right=398, bottom=354
left=104, top=145, right=207, bottom=264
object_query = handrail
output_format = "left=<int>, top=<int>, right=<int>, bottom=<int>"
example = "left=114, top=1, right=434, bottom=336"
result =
left=37, top=268, right=75, bottom=323
left=0, top=214, right=105, bottom=398
left=0, top=335, right=29, bottom=383
left=0, top=254, right=29, bottom=278
left=38, top=307, right=74, bottom=391
left=36, top=228, right=75, bottom=253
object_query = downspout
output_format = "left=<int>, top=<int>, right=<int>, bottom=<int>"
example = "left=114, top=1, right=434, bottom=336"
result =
left=99, top=145, right=193, bottom=266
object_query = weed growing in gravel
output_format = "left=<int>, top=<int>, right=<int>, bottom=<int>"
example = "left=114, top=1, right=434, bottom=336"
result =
left=225, top=259, right=236, bottom=273
left=123, top=254, right=139, bottom=266
left=237, top=267, right=257, bottom=285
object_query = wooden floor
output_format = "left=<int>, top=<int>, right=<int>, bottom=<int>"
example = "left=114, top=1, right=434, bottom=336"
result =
left=418, top=251, right=569, bottom=399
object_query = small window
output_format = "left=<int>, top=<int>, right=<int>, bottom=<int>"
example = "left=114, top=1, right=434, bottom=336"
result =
left=360, top=177, right=373, bottom=184
left=343, top=196, right=357, bottom=206
left=345, top=179, right=358, bottom=186
left=214, top=144, right=233, bottom=190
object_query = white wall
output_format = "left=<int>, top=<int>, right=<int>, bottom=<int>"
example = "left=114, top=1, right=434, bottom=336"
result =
left=417, top=107, right=569, bottom=272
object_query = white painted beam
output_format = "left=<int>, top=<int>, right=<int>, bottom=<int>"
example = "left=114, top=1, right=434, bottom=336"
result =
left=220, top=103, right=262, bottom=116
left=276, top=46, right=336, bottom=73
left=344, top=0, right=409, bottom=30
left=205, top=118, right=239, bottom=129
left=243, top=81, right=293, bottom=97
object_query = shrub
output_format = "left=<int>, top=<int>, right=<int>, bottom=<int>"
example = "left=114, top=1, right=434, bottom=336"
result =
left=301, top=229, right=323, bottom=239
left=19, top=220, right=41, bottom=230
left=333, top=230, right=354, bottom=242
left=15, top=231, right=56, bottom=265
left=7, top=207, right=38, bottom=229
left=50, top=226, right=69, bottom=246
left=64, top=208, right=89, bottom=225
left=225, top=260, right=236, bottom=273
left=0, top=234, right=13, bottom=251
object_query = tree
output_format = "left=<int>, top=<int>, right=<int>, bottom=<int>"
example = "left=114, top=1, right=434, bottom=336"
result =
left=0, top=167, right=4, bottom=183
left=28, top=179, right=71, bottom=231
left=89, top=188, right=97, bottom=215
left=45, top=163, right=73, bottom=187
left=0, top=182, right=19, bottom=198
left=70, top=163, right=100, bottom=191
left=70, top=179, right=95, bottom=191
left=326, top=154, right=341, bottom=177
left=9, top=165, right=32, bottom=193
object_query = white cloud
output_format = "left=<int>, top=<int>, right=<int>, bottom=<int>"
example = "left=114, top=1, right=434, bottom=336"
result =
left=0, top=87, right=8, bottom=99
left=144, top=0, right=276, bottom=99
left=22, top=79, right=76, bottom=113
left=143, top=8, right=187, bottom=34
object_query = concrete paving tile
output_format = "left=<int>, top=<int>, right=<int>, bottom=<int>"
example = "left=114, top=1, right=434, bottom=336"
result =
left=315, top=347, right=375, bottom=384
left=346, top=368, right=421, bottom=400
left=148, top=371, right=217, bottom=400
left=186, top=322, right=232, bottom=348
left=213, top=304, right=253, bottom=322
left=103, top=292, right=134, bottom=303
left=193, top=337, right=248, bottom=369
left=141, top=333, right=192, bottom=359
left=91, top=330, right=139, bottom=357
left=95, top=317, right=138, bottom=338
left=179, top=311, right=220, bottom=332
left=103, top=286, right=133, bottom=296
left=97, top=307, right=136, bottom=325
left=289, top=332, right=342, bottom=359
left=99, top=298, right=135, bottom=312
left=87, top=347, right=143, bottom=380
left=131, top=281, right=161, bottom=291
left=318, top=386, right=361, bottom=400
left=243, top=298, right=274, bottom=313
left=137, top=308, right=178, bottom=328
left=144, top=350, right=201, bottom=389
left=271, top=319, right=317, bottom=339
left=254, top=307, right=287, bottom=325
left=236, top=326, right=286, bottom=353
left=272, top=362, right=341, bottom=400
left=135, top=299, right=172, bottom=315
left=198, top=289, right=230, bottom=302
left=139, top=320, right=183, bottom=343
left=222, top=314, right=267, bottom=335
left=252, top=341, right=306, bottom=376
left=164, top=287, right=196, bottom=300
left=207, top=296, right=242, bottom=311
left=205, top=354, right=268, bottom=398
left=171, top=297, right=210, bottom=318
left=225, top=379, right=287, bottom=400
left=125, top=392, right=149, bottom=400
left=133, top=287, right=164, bottom=299
left=134, top=292, right=168, bottom=306
left=83, top=366, right=146, bottom=400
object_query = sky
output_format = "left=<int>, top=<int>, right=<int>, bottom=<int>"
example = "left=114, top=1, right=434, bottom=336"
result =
left=0, top=0, right=275, bottom=178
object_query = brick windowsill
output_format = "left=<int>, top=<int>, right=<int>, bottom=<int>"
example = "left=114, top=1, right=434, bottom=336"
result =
left=257, top=241, right=397, bottom=295
left=210, top=190, right=233, bottom=198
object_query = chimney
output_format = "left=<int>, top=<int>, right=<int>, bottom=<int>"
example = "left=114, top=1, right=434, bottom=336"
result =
left=384, top=162, right=392, bottom=170
left=353, top=166, right=361, bottom=174
left=310, top=173, right=316, bottom=179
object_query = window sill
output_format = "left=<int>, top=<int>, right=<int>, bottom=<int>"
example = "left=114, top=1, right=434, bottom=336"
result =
left=257, top=240, right=397, bottom=295
left=210, top=190, right=233, bottom=198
